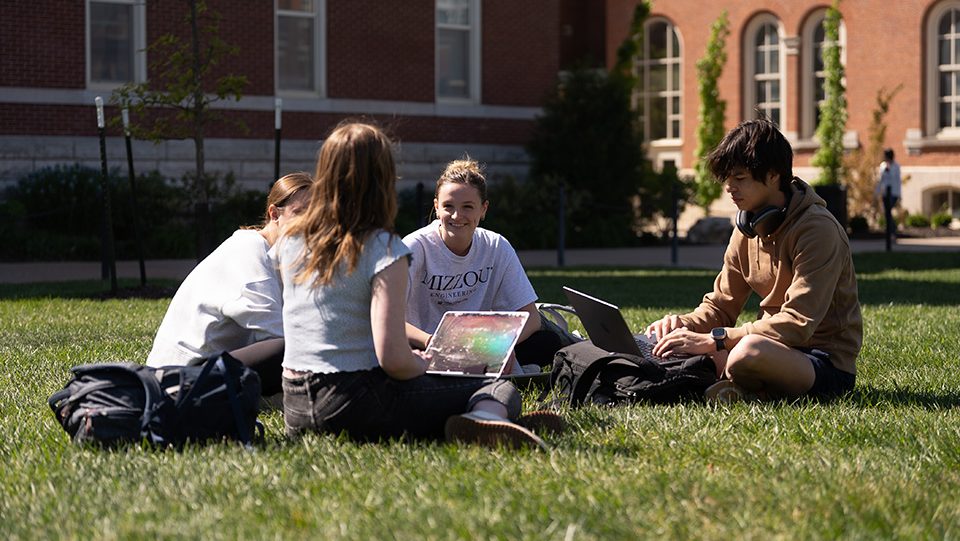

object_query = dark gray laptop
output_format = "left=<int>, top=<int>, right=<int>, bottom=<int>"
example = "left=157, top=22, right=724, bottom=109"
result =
left=562, top=286, right=658, bottom=359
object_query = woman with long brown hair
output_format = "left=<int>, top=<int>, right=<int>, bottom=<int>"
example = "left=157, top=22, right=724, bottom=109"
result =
left=276, top=122, right=557, bottom=448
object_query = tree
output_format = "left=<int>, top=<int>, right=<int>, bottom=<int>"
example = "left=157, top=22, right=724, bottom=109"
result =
left=526, top=3, right=652, bottom=247
left=692, top=11, right=730, bottom=213
left=811, top=0, right=848, bottom=186
left=112, top=0, right=248, bottom=259
left=844, top=85, right=902, bottom=225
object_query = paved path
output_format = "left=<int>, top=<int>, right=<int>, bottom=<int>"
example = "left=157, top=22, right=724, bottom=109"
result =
left=1, top=237, right=958, bottom=284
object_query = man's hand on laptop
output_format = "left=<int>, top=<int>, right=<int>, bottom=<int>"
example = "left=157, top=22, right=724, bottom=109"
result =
left=651, top=327, right=714, bottom=358
left=645, top=314, right=685, bottom=343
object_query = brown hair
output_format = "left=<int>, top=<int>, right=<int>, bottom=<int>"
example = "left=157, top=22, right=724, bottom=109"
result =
left=260, top=172, right=313, bottom=227
left=435, top=158, right=487, bottom=202
left=285, top=121, right=398, bottom=288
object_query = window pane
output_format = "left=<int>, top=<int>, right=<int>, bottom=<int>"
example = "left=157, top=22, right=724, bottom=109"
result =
left=278, top=16, right=315, bottom=91
left=814, top=23, right=825, bottom=43
left=814, top=43, right=825, bottom=72
left=649, top=64, right=666, bottom=92
left=770, top=108, right=780, bottom=126
left=771, top=80, right=780, bottom=101
left=671, top=28, right=680, bottom=56
left=816, top=77, right=826, bottom=101
left=756, top=50, right=766, bottom=74
left=942, top=72, right=953, bottom=97
left=756, top=81, right=767, bottom=103
left=941, top=101, right=952, bottom=129
left=90, top=2, right=134, bottom=83
left=649, top=22, right=667, bottom=59
left=954, top=101, right=960, bottom=128
left=672, top=120, right=680, bottom=137
left=437, top=28, right=469, bottom=97
left=437, top=0, right=469, bottom=25
left=278, top=0, right=314, bottom=11
left=650, top=97, right=667, bottom=140
left=941, top=37, right=951, bottom=66
left=671, top=63, right=680, bottom=89
left=941, top=12, right=952, bottom=35
left=671, top=95, right=680, bottom=115
left=770, top=49, right=780, bottom=73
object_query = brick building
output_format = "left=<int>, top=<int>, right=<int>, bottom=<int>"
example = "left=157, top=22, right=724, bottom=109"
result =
left=4, top=1, right=956, bottom=226
left=606, top=0, right=960, bottom=224
left=0, top=0, right=603, bottom=191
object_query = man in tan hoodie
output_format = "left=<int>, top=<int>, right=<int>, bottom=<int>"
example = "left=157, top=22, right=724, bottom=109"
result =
left=647, top=119, right=862, bottom=401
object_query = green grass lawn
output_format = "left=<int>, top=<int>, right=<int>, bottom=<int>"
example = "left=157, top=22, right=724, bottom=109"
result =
left=1, top=252, right=959, bottom=540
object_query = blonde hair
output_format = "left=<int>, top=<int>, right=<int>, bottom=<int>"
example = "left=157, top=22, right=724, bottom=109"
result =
left=285, top=122, right=398, bottom=288
left=435, top=158, right=487, bottom=201
left=260, top=172, right=313, bottom=227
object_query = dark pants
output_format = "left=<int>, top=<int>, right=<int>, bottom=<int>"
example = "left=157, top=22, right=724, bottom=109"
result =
left=282, top=368, right=521, bottom=441
left=515, top=329, right=563, bottom=367
left=239, top=351, right=283, bottom=396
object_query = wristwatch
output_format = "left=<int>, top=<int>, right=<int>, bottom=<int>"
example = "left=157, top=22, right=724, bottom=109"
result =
left=711, top=327, right=727, bottom=351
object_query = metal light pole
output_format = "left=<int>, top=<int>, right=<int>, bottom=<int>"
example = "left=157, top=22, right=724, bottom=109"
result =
left=274, top=97, right=282, bottom=185
left=95, top=97, right=117, bottom=295
left=122, top=107, right=147, bottom=286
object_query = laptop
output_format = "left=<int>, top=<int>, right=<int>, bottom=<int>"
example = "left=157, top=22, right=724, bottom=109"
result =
left=424, top=311, right=529, bottom=378
left=562, top=286, right=663, bottom=361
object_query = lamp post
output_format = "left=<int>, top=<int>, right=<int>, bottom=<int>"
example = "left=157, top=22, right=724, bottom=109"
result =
left=122, top=107, right=147, bottom=286
left=96, top=97, right=117, bottom=295
left=274, top=97, right=282, bottom=186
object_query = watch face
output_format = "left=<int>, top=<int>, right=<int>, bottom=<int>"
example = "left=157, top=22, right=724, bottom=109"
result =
left=712, top=328, right=725, bottom=340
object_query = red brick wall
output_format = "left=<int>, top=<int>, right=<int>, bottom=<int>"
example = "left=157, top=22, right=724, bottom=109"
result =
left=604, top=0, right=953, bottom=168
left=483, top=0, right=560, bottom=106
left=327, top=0, right=435, bottom=102
left=0, top=2, right=85, bottom=88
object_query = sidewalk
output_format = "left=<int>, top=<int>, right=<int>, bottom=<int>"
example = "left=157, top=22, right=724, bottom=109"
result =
left=1, top=237, right=958, bottom=284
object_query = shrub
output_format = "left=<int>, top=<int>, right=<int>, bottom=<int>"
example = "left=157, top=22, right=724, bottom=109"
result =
left=904, top=213, right=931, bottom=228
left=1, top=164, right=266, bottom=261
left=931, top=212, right=953, bottom=228
left=849, top=215, right=869, bottom=236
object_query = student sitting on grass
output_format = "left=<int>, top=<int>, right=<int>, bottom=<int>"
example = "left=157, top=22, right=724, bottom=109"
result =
left=403, top=159, right=561, bottom=371
left=146, top=172, right=313, bottom=397
left=646, top=118, right=862, bottom=402
left=275, top=122, right=560, bottom=449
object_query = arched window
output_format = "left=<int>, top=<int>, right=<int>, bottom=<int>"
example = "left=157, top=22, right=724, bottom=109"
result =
left=926, top=1, right=960, bottom=136
left=743, top=15, right=786, bottom=127
left=801, top=9, right=847, bottom=139
left=636, top=19, right=682, bottom=143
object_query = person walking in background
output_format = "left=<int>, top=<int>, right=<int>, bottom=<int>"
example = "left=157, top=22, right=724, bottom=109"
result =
left=876, top=148, right=901, bottom=233
left=147, top=172, right=313, bottom=398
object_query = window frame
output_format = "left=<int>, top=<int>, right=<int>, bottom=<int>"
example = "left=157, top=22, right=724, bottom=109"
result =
left=275, top=0, right=326, bottom=98
left=435, top=0, right=482, bottom=104
left=85, top=0, right=147, bottom=89
left=800, top=9, right=847, bottom=140
left=635, top=17, right=683, bottom=145
left=925, top=0, right=960, bottom=138
left=742, top=14, right=787, bottom=129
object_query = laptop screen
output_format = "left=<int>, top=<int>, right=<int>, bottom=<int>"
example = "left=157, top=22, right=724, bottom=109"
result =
left=425, top=311, right=528, bottom=376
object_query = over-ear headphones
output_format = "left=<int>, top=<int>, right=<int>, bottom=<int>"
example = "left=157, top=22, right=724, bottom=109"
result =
left=736, top=206, right=787, bottom=238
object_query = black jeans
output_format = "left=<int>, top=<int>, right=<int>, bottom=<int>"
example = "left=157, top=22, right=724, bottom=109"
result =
left=282, top=368, right=521, bottom=441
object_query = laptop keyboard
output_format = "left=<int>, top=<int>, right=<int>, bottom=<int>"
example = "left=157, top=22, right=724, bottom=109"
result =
left=633, top=336, right=657, bottom=362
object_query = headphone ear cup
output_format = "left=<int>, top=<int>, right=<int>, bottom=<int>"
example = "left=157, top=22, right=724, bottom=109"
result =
left=736, top=210, right=757, bottom=238
left=751, top=206, right=787, bottom=237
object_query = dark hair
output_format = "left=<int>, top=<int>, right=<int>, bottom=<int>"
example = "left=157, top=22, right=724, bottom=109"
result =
left=707, top=118, right=793, bottom=190
left=884, top=148, right=895, bottom=161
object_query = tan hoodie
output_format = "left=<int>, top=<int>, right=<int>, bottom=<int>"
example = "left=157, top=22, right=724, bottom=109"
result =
left=680, top=178, right=862, bottom=374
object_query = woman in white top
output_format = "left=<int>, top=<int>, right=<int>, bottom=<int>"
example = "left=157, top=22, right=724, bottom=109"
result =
left=403, top=159, right=561, bottom=367
left=147, top=172, right=312, bottom=396
left=277, top=122, right=557, bottom=448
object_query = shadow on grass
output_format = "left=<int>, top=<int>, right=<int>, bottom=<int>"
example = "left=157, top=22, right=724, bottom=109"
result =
left=852, top=251, right=960, bottom=273
left=0, top=280, right=178, bottom=300
left=849, top=384, right=960, bottom=409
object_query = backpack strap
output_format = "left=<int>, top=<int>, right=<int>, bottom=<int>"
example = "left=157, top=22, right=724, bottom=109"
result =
left=218, top=352, right=254, bottom=447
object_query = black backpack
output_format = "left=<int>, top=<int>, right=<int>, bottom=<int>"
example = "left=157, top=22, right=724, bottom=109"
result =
left=544, top=340, right=719, bottom=407
left=48, top=352, right=262, bottom=447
